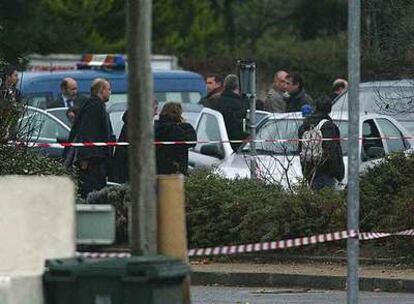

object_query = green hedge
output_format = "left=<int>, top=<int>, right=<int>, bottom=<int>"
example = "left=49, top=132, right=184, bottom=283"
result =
left=85, top=152, right=414, bottom=260
left=185, top=169, right=346, bottom=248
left=0, top=145, right=68, bottom=176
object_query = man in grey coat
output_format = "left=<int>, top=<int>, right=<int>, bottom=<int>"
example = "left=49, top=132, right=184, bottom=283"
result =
left=264, top=70, right=289, bottom=113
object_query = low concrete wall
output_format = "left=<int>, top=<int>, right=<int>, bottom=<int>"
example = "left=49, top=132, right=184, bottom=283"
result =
left=0, top=176, right=76, bottom=304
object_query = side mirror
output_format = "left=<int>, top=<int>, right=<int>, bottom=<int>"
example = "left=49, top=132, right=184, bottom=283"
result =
left=200, top=144, right=223, bottom=159
left=366, top=146, right=385, bottom=160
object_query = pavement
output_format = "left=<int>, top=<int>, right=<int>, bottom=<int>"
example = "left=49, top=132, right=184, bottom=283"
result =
left=190, top=259, right=414, bottom=293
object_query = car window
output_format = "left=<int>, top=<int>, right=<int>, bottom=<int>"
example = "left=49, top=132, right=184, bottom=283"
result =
left=46, top=108, right=71, bottom=128
left=19, top=109, right=68, bottom=142
left=376, top=118, right=409, bottom=153
left=22, top=94, right=52, bottom=109
left=194, top=113, right=222, bottom=155
left=242, top=118, right=348, bottom=156
left=332, top=86, right=414, bottom=115
left=361, top=119, right=385, bottom=161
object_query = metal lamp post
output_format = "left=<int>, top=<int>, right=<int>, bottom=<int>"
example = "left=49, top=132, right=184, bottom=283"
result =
left=237, top=60, right=257, bottom=179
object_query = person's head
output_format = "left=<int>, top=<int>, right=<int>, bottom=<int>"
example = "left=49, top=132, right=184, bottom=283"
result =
left=60, top=78, right=78, bottom=99
left=286, top=72, right=304, bottom=94
left=273, top=70, right=289, bottom=92
left=3, top=64, right=19, bottom=88
left=223, top=74, right=239, bottom=94
left=332, top=78, right=348, bottom=95
left=206, top=74, right=223, bottom=93
left=315, top=95, right=332, bottom=114
left=91, top=78, right=111, bottom=102
left=159, top=102, right=183, bottom=123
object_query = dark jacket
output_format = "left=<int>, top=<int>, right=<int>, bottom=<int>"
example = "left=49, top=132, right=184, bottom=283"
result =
left=111, top=111, right=129, bottom=183
left=298, top=112, right=344, bottom=182
left=286, top=88, right=313, bottom=112
left=154, top=118, right=196, bottom=175
left=210, top=89, right=248, bottom=151
left=199, top=87, right=222, bottom=108
left=64, top=96, right=114, bottom=166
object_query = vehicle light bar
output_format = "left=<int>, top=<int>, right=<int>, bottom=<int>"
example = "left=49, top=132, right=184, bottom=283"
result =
left=77, top=54, right=126, bottom=70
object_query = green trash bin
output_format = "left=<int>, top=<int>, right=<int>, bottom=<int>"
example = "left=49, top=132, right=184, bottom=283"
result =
left=43, top=255, right=190, bottom=304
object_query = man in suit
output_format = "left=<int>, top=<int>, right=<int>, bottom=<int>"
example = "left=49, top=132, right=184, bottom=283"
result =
left=64, top=78, right=114, bottom=198
left=49, top=77, right=78, bottom=108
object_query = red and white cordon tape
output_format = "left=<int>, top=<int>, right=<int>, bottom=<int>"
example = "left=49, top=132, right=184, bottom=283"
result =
left=76, top=228, right=414, bottom=259
left=11, top=135, right=414, bottom=149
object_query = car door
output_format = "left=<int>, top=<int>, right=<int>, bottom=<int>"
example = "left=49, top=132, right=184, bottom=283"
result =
left=188, top=108, right=233, bottom=169
left=375, top=117, right=412, bottom=153
left=359, top=118, right=387, bottom=173
left=18, top=107, right=70, bottom=159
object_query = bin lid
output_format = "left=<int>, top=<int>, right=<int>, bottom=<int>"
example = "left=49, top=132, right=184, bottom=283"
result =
left=44, top=255, right=190, bottom=282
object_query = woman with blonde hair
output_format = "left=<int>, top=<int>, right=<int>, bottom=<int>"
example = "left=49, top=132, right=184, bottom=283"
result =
left=155, top=102, right=196, bottom=175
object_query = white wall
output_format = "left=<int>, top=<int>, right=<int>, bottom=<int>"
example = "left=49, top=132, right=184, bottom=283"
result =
left=0, top=176, right=76, bottom=304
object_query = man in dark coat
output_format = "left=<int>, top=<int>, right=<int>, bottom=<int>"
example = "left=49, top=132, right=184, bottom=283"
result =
left=199, top=73, right=223, bottom=108
left=64, top=78, right=114, bottom=198
left=286, top=72, right=313, bottom=112
left=298, top=96, right=344, bottom=190
left=208, top=74, right=248, bottom=151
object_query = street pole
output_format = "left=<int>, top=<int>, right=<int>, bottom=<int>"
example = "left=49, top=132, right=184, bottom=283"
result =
left=347, top=0, right=361, bottom=303
left=238, top=60, right=257, bottom=179
left=127, top=0, right=157, bottom=255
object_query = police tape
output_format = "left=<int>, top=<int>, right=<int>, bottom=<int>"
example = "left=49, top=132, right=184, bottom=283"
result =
left=75, top=228, right=414, bottom=259
left=9, top=134, right=414, bottom=149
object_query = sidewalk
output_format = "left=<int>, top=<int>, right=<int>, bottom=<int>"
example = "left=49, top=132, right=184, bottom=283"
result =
left=191, top=260, right=414, bottom=293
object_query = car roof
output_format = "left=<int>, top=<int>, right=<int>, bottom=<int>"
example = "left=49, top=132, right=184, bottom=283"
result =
left=360, top=79, right=414, bottom=88
left=264, top=111, right=395, bottom=121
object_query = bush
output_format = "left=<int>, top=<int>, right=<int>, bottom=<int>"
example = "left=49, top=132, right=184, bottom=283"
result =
left=0, top=145, right=68, bottom=176
left=85, top=184, right=130, bottom=244
left=185, top=169, right=346, bottom=248
left=360, top=152, right=414, bottom=260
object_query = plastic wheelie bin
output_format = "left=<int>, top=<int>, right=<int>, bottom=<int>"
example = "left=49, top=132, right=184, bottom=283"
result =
left=43, top=255, right=190, bottom=304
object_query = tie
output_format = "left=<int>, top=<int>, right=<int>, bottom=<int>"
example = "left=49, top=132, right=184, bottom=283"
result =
left=66, top=99, right=73, bottom=108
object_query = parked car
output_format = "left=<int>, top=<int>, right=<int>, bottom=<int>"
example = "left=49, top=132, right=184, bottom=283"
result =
left=17, top=106, right=70, bottom=159
left=332, top=80, right=414, bottom=135
left=189, top=108, right=413, bottom=188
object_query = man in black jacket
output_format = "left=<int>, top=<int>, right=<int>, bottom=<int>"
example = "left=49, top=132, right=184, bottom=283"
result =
left=208, top=74, right=248, bottom=151
left=286, top=73, right=313, bottom=112
left=65, top=78, right=114, bottom=198
left=298, top=96, right=344, bottom=190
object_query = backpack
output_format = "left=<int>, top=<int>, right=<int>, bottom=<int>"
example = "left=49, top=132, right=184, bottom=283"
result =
left=300, top=119, right=329, bottom=163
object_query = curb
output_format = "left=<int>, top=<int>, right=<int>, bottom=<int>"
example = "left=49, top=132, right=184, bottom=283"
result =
left=191, top=271, right=414, bottom=293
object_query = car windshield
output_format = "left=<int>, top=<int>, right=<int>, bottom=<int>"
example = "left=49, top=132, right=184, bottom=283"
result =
left=242, top=118, right=348, bottom=156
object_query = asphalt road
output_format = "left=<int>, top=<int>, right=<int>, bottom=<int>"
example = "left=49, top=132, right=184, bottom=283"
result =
left=191, top=286, right=414, bottom=304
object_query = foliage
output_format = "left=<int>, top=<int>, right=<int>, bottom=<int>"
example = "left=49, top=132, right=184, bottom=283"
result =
left=2, top=0, right=414, bottom=97
left=0, top=145, right=68, bottom=176
left=185, top=169, right=346, bottom=248
left=85, top=184, right=130, bottom=243
left=359, top=152, right=414, bottom=260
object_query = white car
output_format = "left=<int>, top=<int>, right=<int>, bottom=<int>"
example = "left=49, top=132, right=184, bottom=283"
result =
left=332, top=80, right=414, bottom=135
left=189, top=108, right=413, bottom=188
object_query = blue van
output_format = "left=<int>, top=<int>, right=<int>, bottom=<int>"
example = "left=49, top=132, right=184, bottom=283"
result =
left=19, top=64, right=206, bottom=109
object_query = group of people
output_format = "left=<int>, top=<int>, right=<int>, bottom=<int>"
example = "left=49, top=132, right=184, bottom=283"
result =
left=1, top=62, right=347, bottom=193
left=54, top=77, right=195, bottom=198
left=199, top=70, right=347, bottom=190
